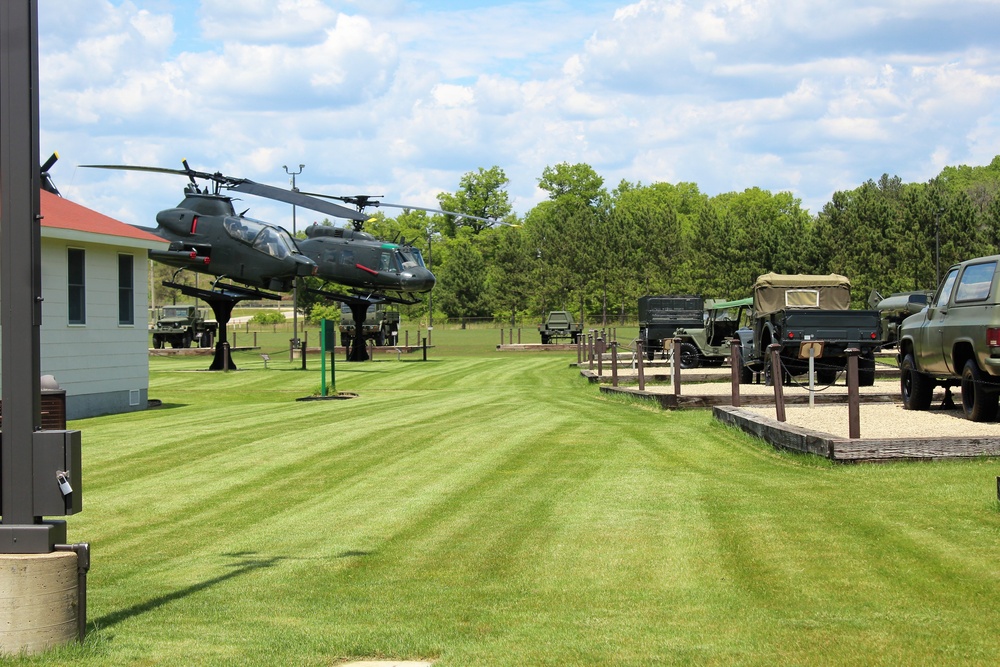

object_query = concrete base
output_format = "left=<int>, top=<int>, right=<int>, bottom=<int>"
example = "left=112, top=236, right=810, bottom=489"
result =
left=0, top=551, right=78, bottom=655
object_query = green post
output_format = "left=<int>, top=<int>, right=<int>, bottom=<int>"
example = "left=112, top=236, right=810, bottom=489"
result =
left=320, top=319, right=327, bottom=396
left=320, top=319, right=336, bottom=395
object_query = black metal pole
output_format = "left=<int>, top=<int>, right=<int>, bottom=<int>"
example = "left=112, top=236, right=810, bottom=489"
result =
left=1, top=0, right=57, bottom=551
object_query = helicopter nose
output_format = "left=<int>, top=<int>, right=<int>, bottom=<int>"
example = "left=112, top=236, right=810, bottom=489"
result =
left=401, top=267, right=436, bottom=292
left=294, top=254, right=318, bottom=277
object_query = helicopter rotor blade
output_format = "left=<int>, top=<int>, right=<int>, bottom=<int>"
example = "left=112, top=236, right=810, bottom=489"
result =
left=80, top=163, right=227, bottom=184
left=229, top=181, right=368, bottom=222
left=299, top=191, right=500, bottom=225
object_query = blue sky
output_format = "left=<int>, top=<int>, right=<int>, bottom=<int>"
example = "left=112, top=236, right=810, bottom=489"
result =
left=37, top=0, right=1000, bottom=231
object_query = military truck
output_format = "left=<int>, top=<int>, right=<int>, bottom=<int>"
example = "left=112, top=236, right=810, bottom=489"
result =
left=538, top=311, right=582, bottom=344
left=736, top=273, right=882, bottom=386
left=639, top=295, right=747, bottom=367
left=339, top=302, right=400, bottom=347
left=151, top=305, right=218, bottom=349
left=898, top=255, right=1000, bottom=421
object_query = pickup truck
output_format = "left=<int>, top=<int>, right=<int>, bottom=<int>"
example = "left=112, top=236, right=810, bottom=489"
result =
left=736, top=273, right=882, bottom=386
left=897, top=255, right=1000, bottom=421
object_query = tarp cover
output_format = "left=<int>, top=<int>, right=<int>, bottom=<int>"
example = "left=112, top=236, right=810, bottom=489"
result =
left=753, top=273, right=851, bottom=315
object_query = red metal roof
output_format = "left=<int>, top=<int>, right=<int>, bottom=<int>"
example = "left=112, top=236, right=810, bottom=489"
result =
left=40, top=189, right=165, bottom=244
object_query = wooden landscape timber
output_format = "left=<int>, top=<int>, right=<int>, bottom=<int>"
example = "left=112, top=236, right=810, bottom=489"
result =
left=714, top=405, right=1000, bottom=462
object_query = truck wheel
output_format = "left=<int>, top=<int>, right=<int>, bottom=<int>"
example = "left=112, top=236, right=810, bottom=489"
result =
left=183, top=332, right=193, bottom=348
left=816, top=367, right=838, bottom=385
left=152, top=336, right=162, bottom=349
left=739, top=363, right=753, bottom=384
left=201, top=331, right=214, bottom=348
left=900, top=353, right=933, bottom=411
left=541, top=334, right=550, bottom=345
left=679, top=343, right=699, bottom=369
left=858, top=356, right=876, bottom=387
left=961, top=359, right=999, bottom=422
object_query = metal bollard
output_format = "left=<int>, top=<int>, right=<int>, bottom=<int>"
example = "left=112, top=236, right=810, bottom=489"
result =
left=769, top=343, right=785, bottom=422
left=846, top=348, right=860, bottom=439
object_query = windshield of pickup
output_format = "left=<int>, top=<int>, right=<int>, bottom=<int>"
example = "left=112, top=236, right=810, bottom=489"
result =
left=934, top=269, right=958, bottom=308
left=955, top=261, right=996, bottom=303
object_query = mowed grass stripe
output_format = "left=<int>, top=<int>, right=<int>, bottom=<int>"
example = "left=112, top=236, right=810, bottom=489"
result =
left=24, top=344, right=1000, bottom=666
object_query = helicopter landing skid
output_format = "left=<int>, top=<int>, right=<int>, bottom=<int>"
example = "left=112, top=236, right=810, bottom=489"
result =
left=162, top=281, right=281, bottom=370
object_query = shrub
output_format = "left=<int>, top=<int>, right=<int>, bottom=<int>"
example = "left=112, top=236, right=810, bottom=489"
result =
left=251, top=311, right=286, bottom=325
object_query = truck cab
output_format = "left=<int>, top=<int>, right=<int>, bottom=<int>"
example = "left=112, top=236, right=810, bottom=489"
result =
left=898, top=256, right=1000, bottom=420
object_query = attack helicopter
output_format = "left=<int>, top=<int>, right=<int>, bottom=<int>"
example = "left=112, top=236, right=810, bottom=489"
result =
left=82, top=161, right=377, bottom=368
left=82, top=161, right=368, bottom=293
left=83, top=162, right=499, bottom=363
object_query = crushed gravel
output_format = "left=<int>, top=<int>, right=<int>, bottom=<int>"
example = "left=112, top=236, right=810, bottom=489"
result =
left=597, top=367, right=1000, bottom=440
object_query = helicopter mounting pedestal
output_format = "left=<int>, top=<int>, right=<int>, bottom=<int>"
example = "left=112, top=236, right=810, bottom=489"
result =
left=163, top=281, right=281, bottom=370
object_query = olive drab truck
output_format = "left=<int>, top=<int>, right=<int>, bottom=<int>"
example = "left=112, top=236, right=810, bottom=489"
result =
left=897, top=255, right=1000, bottom=421
left=151, top=305, right=218, bottom=349
left=736, top=273, right=882, bottom=386
left=538, top=311, right=582, bottom=344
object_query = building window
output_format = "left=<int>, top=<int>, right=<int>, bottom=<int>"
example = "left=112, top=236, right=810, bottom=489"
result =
left=118, top=254, right=134, bottom=325
left=68, top=248, right=86, bottom=324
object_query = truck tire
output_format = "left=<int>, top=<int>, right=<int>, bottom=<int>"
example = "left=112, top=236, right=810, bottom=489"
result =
left=152, top=336, right=162, bottom=349
left=540, top=334, right=550, bottom=345
left=816, top=367, right=838, bottom=385
left=961, top=359, right=999, bottom=422
left=679, top=342, right=699, bottom=369
left=740, top=363, right=753, bottom=384
left=201, top=331, right=214, bottom=348
left=900, top=353, right=933, bottom=411
left=858, top=356, right=876, bottom=387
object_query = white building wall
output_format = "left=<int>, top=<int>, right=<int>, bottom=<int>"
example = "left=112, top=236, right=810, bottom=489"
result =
left=39, top=237, right=151, bottom=419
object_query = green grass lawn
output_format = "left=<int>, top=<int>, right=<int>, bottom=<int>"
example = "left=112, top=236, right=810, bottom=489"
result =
left=14, top=331, right=1000, bottom=665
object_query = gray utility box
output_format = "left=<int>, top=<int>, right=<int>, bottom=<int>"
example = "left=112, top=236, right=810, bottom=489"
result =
left=31, top=430, right=82, bottom=516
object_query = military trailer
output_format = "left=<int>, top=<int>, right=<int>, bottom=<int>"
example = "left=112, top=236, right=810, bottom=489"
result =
left=339, top=302, right=400, bottom=347
left=736, top=274, right=882, bottom=386
left=538, top=311, right=582, bottom=344
left=151, top=305, right=218, bottom=349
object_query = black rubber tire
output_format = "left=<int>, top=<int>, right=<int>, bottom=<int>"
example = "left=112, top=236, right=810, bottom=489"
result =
left=961, top=359, right=999, bottom=422
left=201, top=331, right=214, bottom=348
left=816, top=367, right=838, bottom=385
left=740, top=364, right=753, bottom=384
left=540, top=334, right=550, bottom=345
left=678, top=342, right=700, bottom=369
left=152, top=336, right=162, bottom=349
left=858, top=356, right=876, bottom=386
left=900, top=353, right=933, bottom=410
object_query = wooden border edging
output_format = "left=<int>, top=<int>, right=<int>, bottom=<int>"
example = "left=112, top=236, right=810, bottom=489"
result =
left=599, top=384, right=896, bottom=409
left=713, top=405, right=1000, bottom=462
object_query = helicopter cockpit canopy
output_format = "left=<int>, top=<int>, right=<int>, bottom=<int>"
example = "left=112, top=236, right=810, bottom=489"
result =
left=400, top=248, right=425, bottom=269
left=224, top=217, right=298, bottom=260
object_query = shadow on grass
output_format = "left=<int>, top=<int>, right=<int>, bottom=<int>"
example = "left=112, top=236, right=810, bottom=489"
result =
left=146, top=401, right=188, bottom=410
left=91, top=552, right=281, bottom=632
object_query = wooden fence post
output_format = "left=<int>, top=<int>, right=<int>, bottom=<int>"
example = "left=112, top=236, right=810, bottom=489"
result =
left=730, top=338, right=741, bottom=407
left=846, top=347, right=860, bottom=439
left=769, top=343, right=785, bottom=422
